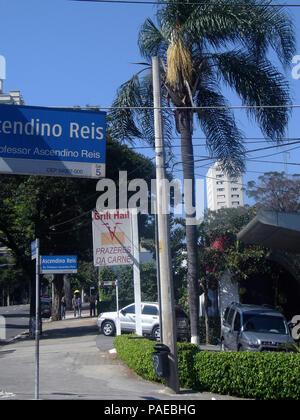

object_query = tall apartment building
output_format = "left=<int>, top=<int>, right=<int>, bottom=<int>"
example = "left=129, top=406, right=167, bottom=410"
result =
left=206, top=161, right=244, bottom=211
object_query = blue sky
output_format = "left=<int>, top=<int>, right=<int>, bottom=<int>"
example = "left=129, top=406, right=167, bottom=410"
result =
left=0, top=0, right=299, bottom=208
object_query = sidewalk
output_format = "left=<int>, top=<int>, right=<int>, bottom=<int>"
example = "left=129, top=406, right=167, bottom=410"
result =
left=53, top=303, right=94, bottom=320
left=0, top=315, right=240, bottom=401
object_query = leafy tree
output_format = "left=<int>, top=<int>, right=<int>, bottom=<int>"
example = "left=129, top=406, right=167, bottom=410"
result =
left=0, top=136, right=156, bottom=322
left=98, top=263, right=159, bottom=310
left=71, top=261, right=99, bottom=301
left=246, top=171, right=300, bottom=212
left=198, top=206, right=300, bottom=342
left=109, top=0, right=295, bottom=343
left=0, top=253, right=23, bottom=305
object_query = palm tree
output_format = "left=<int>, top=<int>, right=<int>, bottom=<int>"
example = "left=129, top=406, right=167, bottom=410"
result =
left=109, top=0, right=295, bottom=344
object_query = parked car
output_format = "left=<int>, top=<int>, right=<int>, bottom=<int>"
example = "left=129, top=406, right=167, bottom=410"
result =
left=220, top=302, right=295, bottom=352
left=40, top=297, right=52, bottom=318
left=97, top=302, right=190, bottom=341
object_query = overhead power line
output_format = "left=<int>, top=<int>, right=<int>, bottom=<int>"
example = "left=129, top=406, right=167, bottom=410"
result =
left=71, top=0, right=300, bottom=7
left=62, top=104, right=300, bottom=111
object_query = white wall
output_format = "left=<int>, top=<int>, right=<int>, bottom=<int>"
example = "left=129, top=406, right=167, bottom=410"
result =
left=218, top=270, right=240, bottom=319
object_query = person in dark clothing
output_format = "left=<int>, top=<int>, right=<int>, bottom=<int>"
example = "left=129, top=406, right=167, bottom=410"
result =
left=89, top=293, right=96, bottom=317
left=61, top=296, right=66, bottom=319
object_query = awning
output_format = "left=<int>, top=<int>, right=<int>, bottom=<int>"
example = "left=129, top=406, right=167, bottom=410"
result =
left=237, top=211, right=300, bottom=253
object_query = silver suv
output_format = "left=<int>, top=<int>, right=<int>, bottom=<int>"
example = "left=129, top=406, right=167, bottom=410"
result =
left=97, top=302, right=189, bottom=341
left=220, top=302, right=295, bottom=352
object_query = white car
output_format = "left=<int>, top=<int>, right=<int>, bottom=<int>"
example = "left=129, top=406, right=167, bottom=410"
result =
left=97, top=302, right=189, bottom=341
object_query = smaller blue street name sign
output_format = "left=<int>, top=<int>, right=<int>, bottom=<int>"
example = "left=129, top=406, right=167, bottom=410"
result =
left=31, top=239, right=38, bottom=260
left=40, top=255, right=77, bottom=274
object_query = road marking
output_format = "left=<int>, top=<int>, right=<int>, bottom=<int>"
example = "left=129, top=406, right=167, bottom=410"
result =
left=0, top=390, right=16, bottom=399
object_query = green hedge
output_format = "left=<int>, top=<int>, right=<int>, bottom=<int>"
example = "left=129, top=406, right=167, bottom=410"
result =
left=114, top=335, right=160, bottom=382
left=194, top=351, right=300, bottom=400
left=114, top=334, right=300, bottom=400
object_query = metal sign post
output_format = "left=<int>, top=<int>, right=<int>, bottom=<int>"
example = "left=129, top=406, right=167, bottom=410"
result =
left=33, top=238, right=40, bottom=400
left=116, top=278, right=121, bottom=336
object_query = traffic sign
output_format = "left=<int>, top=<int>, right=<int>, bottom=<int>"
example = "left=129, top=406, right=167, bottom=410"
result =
left=40, top=255, right=77, bottom=274
left=0, top=104, right=106, bottom=179
left=31, top=239, right=38, bottom=260
left=99, top=281, right=116, bottom=286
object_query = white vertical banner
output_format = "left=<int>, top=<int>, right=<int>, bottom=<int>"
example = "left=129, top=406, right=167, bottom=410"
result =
left=116, top=279, right=121, bottom=336
left=92, top=209, right=133, bottom=267
left=92, top=208, right=142, bottom=336
left=131, top=208, right=142, bottom=336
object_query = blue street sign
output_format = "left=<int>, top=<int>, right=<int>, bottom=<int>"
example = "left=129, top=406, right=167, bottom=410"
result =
left=40, top=255, right=77, bottom=274
left=31, top=239, right=38, bottom=260
left=0, top=104, right=106, bottom=178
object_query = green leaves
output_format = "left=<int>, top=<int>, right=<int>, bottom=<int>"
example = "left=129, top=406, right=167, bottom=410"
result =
left=110, top=0, right=295, bottom=174
left=246, top=171, right=300, bottom=212
left=215, top=51, right=290, bottom=141
left=114, top=334, right=300, bottom=399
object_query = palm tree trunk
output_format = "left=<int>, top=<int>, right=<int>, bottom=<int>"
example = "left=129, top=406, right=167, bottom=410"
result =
left=178, top=109, right=200, bottom=344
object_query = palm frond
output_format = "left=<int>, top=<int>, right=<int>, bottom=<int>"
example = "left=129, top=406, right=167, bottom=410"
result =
left=215, top=50, right=290, bottom=141
left=138, top=18, right=168, bottom=61
left=157, top=0, right=295, bottom=67
left=108, top=73, right=145, bottom=143
left=195, top=81, right=246, bottom=176
left=108, top=68, right=174, bottom=149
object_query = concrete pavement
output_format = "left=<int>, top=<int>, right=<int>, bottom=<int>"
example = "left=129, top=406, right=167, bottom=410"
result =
left=0, top=310, right=239, bottom=401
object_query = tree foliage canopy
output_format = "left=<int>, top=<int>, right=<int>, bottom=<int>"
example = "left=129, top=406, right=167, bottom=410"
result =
left=246, top=171, right=300, bottom=212
left=0, top=135, right=156, bottom=308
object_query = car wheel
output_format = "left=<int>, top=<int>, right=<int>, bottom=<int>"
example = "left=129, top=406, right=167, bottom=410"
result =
left=152, top=326, right=160, bottom=341
left=102, top=320, right=115, bottom=337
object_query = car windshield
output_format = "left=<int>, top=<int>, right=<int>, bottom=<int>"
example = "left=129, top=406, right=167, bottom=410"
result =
left=243, top=314, right=288, bottom=335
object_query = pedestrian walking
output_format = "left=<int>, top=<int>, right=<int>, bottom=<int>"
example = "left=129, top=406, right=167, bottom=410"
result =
left=77, top=295, right=82, bottom=317
left=72, top=294, right=81, bottom=317
left=89, top=293, right=96, bottom=317
left=61, top=296, right=66, bottom=319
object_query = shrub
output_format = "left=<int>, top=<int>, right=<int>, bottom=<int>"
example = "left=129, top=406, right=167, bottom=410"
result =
left=177, top=342, right=200, bottom=389
left=114, top=335, right=300, bottom=400
left=114, top=334, right=160, bottom=383
left=194, top=351, right=300, bottom=400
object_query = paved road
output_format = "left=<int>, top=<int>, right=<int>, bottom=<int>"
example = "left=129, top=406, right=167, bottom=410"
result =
left=0, top=315, right=239, bottom=401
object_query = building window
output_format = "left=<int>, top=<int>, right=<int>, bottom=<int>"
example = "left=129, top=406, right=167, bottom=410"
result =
left=216, top=181, right=224, bottom=185
left=217, top=188, right=225, bottom=191
left=232, top=201, right=240, bottom=205
left=231, top=194, right=240, bottom=198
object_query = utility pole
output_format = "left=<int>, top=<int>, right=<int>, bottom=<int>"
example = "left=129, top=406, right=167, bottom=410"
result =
left=152, top=56, right=179, bottom=393
left=131, top=208, right=142, bottom=336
